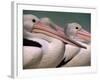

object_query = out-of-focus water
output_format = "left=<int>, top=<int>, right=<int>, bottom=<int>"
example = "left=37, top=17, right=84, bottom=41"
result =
left=23, top=10, right=91, bottom=32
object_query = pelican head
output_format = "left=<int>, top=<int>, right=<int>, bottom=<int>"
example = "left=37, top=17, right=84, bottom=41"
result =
left=64, top=22, right=91, bottom=43
left=23, top=14, right=40, bottom=32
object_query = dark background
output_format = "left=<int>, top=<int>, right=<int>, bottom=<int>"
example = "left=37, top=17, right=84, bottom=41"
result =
left=23, top=10, right=91, bottom=32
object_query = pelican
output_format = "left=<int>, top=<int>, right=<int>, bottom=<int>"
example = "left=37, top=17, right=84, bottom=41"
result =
left=60, top=22, right=91, bottom=67
left=23, top=14, right=43, bottom=68
left=39, top=18, right=89, bottom=67
left=23, top=15, right=86, bottom=69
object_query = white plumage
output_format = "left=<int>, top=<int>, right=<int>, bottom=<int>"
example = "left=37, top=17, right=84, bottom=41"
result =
left=23, top=15, right=87, bottom=69
left=23, top=14, right=65, bottom=68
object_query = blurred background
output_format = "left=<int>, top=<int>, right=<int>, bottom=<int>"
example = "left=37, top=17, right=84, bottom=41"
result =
left=23, top=10, right=91, bottom=32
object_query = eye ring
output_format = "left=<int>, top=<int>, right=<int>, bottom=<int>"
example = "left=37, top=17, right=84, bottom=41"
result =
left=75, top=27, right=79, bottom=29
left=32, top=19, right=36, bottom=22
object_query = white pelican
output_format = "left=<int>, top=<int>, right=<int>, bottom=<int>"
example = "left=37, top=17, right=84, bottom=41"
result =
left=39, top=18, right=89, bottom=67
left=23, top=14, right=43, bottom=68
left=60, top=22, right=91, bottom=67
left=23, top=15, right=86, bottom=69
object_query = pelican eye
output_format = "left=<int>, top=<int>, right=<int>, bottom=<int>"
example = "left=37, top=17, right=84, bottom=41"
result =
left=75, top=27, right=79, bottom=29
left=32, top=19, right=36, bottom=23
